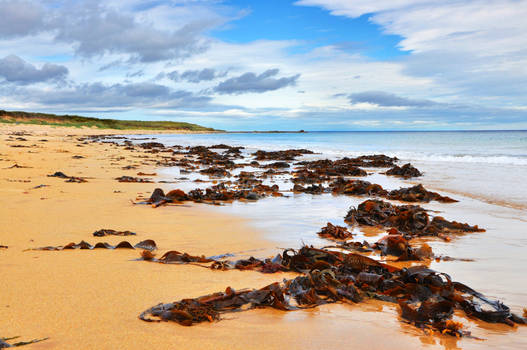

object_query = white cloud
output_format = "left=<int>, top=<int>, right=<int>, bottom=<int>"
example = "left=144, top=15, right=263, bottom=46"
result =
left=296, top=0, right=527, bottom=106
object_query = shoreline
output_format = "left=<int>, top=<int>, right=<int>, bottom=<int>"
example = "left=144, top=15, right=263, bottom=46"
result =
left=1, top=124, right=526, bottom=349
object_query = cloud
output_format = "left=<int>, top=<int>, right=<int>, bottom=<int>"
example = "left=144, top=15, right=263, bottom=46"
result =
left=3, top=81, right=211, bottom=109
left=0, top=1, right=219, bottom=63
left=0, top=0, right=44, bottom=38
left=295, top=0, right=527, bottom=105
left=348, top=91, right=437, bottom=107
left=167, top=68, right=226, bottom=83
left=53, top=4, right=211, bottom=62
left=214, top=69, right=300, bottom=94
left=0, top=55, right=68, bottom=84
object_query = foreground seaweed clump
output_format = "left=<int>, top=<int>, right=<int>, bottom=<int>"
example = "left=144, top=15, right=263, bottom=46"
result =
left=345, top=199, right=484, bottom=238
left=139, top=246, right=526, bottom=336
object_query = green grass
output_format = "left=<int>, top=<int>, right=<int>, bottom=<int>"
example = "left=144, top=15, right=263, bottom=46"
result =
left=0, top=110, right=220, bottom=131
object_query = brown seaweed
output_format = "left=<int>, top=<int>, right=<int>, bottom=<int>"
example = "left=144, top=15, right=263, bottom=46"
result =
left=388, top=184, right=457, bottom=203
left=93, top=229, right=137, bottom=237
left=345, top=199, right=484, bottom=237
left=317, top=222, right=353, bottom=240
left=253, top=149, right=313, bottom=161
left=139, top=246, right=525, bottom=336
left=385, top=163, right=422, bottom=178
left=0, top=336, right=48, bottom=348
left=30, top=240, right=156, bottom=251
left=115, top=176, right=153, bottom=183
left=47, top=171, right=87, bottom=183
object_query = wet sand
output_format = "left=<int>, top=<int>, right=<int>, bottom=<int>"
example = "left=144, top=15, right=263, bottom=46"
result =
left=1, top=124, right=525, bottom=349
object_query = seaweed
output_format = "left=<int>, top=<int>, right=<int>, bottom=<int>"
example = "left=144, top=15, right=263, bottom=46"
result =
left=93, top=229, right=137, bottom=237
left=0, top=336, right=48, bottom=348
left=385, top=163, right=422, bottom=178
left=317, top=222, right=353, bottom=240
left=115, top=176, right=153, bottom=183
left=29, top=240, right=156, bottom=251
left=139, top=246, right=525, bottom=336
left=345, top=200, right=484, bottom=237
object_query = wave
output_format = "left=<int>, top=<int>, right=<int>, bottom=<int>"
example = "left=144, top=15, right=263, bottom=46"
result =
left=152, top=136, right=527, bottom=166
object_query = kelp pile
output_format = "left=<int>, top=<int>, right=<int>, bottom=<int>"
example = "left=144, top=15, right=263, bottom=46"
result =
left=345, top=199, right=484, bottom=238
left=30, top=239, right=157, bottom=251
left=295, top=158, right=367, bottom=177
left=253, top=149, right=314, bottom=161
left=329, top=180, right=457, bottom=203
left=137, top=184, right=282, bottom=207
left=138, top=246, right=526, bottom=336
left=385, top=163, right=423, bottom=178
left=387, top=184, right=457, bottom=203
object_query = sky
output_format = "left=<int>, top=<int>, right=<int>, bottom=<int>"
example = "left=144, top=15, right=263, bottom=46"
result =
left=1, top=0, right=527, bottom=131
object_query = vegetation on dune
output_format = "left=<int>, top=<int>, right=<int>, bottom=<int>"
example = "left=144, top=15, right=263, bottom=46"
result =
left=0, top=110, right=219, bottom=131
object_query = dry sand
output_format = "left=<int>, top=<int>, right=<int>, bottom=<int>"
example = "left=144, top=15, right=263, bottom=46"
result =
left=0, top=124, right=523, bottom=349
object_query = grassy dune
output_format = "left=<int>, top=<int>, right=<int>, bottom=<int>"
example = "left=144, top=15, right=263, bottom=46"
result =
left=0, top=110, right=219, bottom=131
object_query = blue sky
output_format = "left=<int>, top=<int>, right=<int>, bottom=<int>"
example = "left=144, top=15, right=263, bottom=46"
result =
left=213, top=1, right=407, bottom=59
left=0, top=0, right=526, bottom=130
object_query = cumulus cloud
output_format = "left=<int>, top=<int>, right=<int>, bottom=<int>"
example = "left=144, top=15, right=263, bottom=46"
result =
left=0, top=1, right=215, bottom=63
left=167, top=68, right=226, bottom=83
left=0, top=0, right=44, bottom=38
left=214, top=69, right=300, bottom=94
left=0, top=55, right=68, bottom=84
left=296, top=0, right=527, bottom=104
left=348, top=91, right=437, bottom=107
left=53, top=4, right=210, bottom=62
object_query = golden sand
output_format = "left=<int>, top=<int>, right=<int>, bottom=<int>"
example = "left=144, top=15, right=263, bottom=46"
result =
left=0, top=124, right=524, bottom=349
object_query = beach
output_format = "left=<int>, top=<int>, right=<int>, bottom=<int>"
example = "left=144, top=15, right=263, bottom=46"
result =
left=1, top=124, right=526, bottom=349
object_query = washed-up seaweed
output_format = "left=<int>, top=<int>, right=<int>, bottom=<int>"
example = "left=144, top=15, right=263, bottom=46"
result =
left=388, top=184, right=457, bottom=203
left=139, top=184, right=281, bottom=207
left=142, top=188, right=189, bottom=207
left=317, top=222, right=353, bottom=240
left=291, top=169, right=329, bottom=184
left=199, top=167, right=231, bottom=177
left=329, top=179, right=456, bottom=204
left=47, top=171, right=87, bottom=183
left=374, top=233, right=433, bottom=261
left=93, top=229, right=137, bottom=237
left=345, top=199, right=484, bottom=237
left=5, top=164, right=32, bottom=169
left=253, top=149, right=313, bottom=161
left=30, top=239, right=156, bottom=251
left=0, top=336, right=48, bottom=348
left=293, top=184, right=326, bottom=194
left=385, top=163, right=422, bottom=178
left=296, top=158, right=367, bottom=177
left=262, top=161, right=290, bottom=169
left=330, top=178, right=387, bottom=196
left=139, top=246, right=525, bottom=336
left=116, top=175, right=153, bottom=183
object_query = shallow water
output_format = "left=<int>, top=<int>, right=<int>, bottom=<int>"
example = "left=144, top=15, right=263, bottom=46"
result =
left=132, top=131, right=527, bottom=346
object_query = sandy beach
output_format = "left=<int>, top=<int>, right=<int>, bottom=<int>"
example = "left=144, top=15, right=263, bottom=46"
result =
left=1, top=124, right=526, bottom=350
